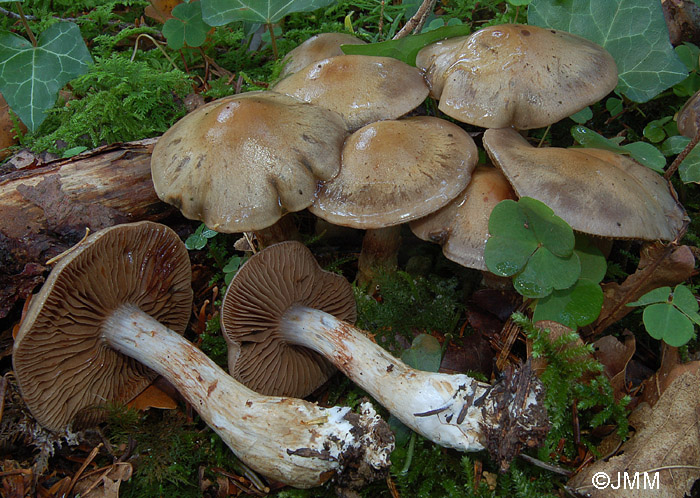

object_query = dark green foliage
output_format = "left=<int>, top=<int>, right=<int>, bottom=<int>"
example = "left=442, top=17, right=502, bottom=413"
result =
left=200, top=315, right=228, bottom=369
left=512, top=313, right=630, bottom=459
left=354, top=270, right=462, bottom=350
left=26, top=54, right=191, bottom=152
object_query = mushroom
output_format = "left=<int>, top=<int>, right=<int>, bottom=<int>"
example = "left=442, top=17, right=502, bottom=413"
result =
left=221, top=240, right=549, bottom=465
left=677, top=88, right=700, bottom=138
left=410, top=165, right=517, bottom=271
left=12, top=221, right=394, bottom=489
left=280, top=33, right=367, bottom=79
left=482, top=128, right=689, bottom=241
left=415, top=24, right=618, bottom=129
left=309, top=116, right=478, bottom=283
left=150, top=90, right=348, bottom=245
left=272, top=55, right=429, bottom=130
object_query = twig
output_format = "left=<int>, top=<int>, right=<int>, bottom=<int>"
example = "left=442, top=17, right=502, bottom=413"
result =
left=130, top=33, right=178, bottom=72
left=65, top=443, right=103, bottom=497
left=664, top=130, right=700, bottom=180
left=519, top=453, right=573, bottom=477
left=393, top=0, right=437, bottom=39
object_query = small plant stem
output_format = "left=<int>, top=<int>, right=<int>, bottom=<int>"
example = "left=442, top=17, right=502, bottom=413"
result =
left=378, top=0, right=385, bottom=37
left=393, top=0, right=437, bottom=39
left=399, top=432, right=416, bottom=475
left=15, top=3, right=37, bottom=47
left=664, top=130, right=700, bottom=180
left=514, top=6, right=520, bottom=23
left=267, top=23, right=278, bottom=60
left=130, top=33, right=178, bottom=71
left=537, top=125, right=551, bottom=148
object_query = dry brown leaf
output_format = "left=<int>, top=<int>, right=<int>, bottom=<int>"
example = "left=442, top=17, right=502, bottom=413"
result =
left=642, top=344, right=700, bottom=405
left=568, top=370, right=700, bottom=497
left=594, top=243, right=695, bottom=334
left=0, top=93, right=25, bottom=160
left=593, top=331, right=636, bottom=400
left=144, top=0, right=182, bottom=23
left=126, top=383, right=178, bottom=410
left=73, top=462, right=132, bottom=498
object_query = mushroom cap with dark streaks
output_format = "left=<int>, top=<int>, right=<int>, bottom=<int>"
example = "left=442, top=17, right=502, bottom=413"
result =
left=416, top=24, right=618, bottom=129
left=273, top=55, right=429, bottom=130
left=677, top=89, right=700, bottom=138
left=309, top=116, right=478, bottom=229
left=12, top=221, right=193, bottom=431
left=280, top=33, right=367, bottom=79
left=151, top=91, right=347, bottom=233
left=220, top=241, right=356, bottom=398
left=483, top=128, right=688, bottom=241
left=410, top=165, right=517, bottom=271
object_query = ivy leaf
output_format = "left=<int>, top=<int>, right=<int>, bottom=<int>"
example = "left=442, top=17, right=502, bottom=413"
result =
left=528, top=0, right=688, bottom=103
left=571, top=125, right=666, bottom=172
left=162, top=1, right=210, bottom=50
left=533, top=278, right=604, bottom=329
left=342, top=24, right=472, bottom=66
left=200, top=0, right=336, bottom=25
left=0, top=22, right=92, bottom=131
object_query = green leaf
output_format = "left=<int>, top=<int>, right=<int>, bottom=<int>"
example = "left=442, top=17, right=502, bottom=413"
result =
left=184, top=223, right=218, bottom=250
left=341, top=24, right=472, bottom=66
left=643, top=116, right=672, bottom=143
left=675, top=43, right=700, bottom=71
left=485, top=199, right=539, bottom=276
left=606, top=97, right=623, bottom=115
left=620, top=142, right=666, bottom=172
left=0, top=22, right=92, bottom=131
left=569, top=106, right=592, bottom=124
left=643, top=303, right=695, bottom=346
left=162, top=1, right=210, bottom=50
left=671, top=284, right=699, bottom=315
left=661, top=135, right=690, bottom=156
left=509, top=0, right=533, bottom=5
left=574, top=234, right=606, bottom=284
left=533, top=278, right=604, bottom=329
left=627, top=286, right=671, bottom=307
left=571, top=125, right=666, bottom=172
left=401, top=334, right=442, bottom=372
left=519, top=196, right=575, bottom=258
left=513, top=247, right=580, bottom=298
left=201, top=0, right=336, bottom=25
left=528, top=0, right=688, bottom=102
left=679, top=142, right=700, bottom=183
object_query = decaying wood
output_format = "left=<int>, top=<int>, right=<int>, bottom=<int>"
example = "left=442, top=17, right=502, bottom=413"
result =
left=0, top=138, right=172, bottom=318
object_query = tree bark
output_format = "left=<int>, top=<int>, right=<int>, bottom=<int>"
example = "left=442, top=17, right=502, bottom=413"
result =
left=0, top=138, right=172, bottom=318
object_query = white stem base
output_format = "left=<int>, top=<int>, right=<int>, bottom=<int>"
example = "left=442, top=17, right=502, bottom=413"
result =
left=280, top=305, right=493, bottom=452
left=104, top=305, right=393, bottom=488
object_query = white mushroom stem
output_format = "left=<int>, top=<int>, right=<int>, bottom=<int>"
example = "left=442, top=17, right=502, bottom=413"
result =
left=280, top=304, right=546, bottom=453
left=103, top=304, right=393, bottom=489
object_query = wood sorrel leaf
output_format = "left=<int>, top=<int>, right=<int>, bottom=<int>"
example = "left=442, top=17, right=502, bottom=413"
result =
left=528, top=0, right=688, bottom=103
left=533, top=278, right=604, bottom=329
left=163, top=1, right=210, bottom=50
left=0, top=22, right=92, bottom=131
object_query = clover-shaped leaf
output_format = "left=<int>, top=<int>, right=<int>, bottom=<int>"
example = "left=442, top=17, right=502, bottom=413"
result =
left=0, top=22, right=92, bottom=131
left=485, top=197, right=580, bottom=298
left=628, top=284, right=700, bottom=346
left=163, top=1, right=209, bottom=50
left=533, top=279, right=604, bottom=329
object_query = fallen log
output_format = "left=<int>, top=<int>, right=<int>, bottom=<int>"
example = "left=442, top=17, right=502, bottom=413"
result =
left=0, top=138, right=173, bottom=318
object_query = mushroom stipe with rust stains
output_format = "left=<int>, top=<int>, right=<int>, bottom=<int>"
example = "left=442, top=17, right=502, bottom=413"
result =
left=13, top=222, right=394, bottom=489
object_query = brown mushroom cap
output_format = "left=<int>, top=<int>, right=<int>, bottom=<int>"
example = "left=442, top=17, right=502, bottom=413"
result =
left=151, top=91, right=347, bottom=233
left=220, top=241, right=356, bottom=398
left=272, top=55, right=429, bottom=130
left=280, top=33, right=367, bottom=78
left=12, top=221, right=192, bottom=431
left=416, top=24, right=618, bottom=129
left=309, top=116, right=478, bottom=229
left=410, top=165, right=516, bottom=270
left=483, top=128, right=688, bottom=241
left=677, top=89, right=700, bottom=138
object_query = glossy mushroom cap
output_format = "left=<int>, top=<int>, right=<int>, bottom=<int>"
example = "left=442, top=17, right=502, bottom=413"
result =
left=309, top=116, right=478, bottom=229
left=416, top=24, right=618, bottom=129
left=677, top=89, right=700, bottom=138
left=221, top=241, right=356, bottom=398
left=151, top=91, right=347, bottom=233
left=410, top=165, right=517, bottom=271
left=13, top=221, right=192, bottom=431
left=483, top=128, right=689, bottom=241
left=280, top=33, right=367, bottom=78
left=273, top=55, right=429, bottom=130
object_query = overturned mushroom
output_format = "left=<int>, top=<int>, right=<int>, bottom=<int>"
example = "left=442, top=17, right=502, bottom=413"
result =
left=273, top=55, right=429, bottom=130
left=416, top=24, right=617, bottom=129
left=222, top=241, right=548, bottom=466
left=483, top=128, right=688, bottom=241
left=13, top=222, right=393, bottom=489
